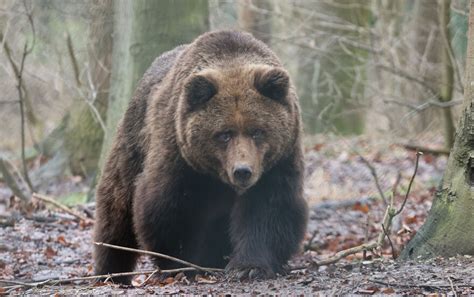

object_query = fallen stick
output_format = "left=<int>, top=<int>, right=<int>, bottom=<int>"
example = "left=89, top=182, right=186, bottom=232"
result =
left=94, top=242, right=224, bottom=274
left=32, top=193, right=90, bottom=222
left=0, top=267, right=196, bottom=290
left=370, top=279, right=473, bottom=289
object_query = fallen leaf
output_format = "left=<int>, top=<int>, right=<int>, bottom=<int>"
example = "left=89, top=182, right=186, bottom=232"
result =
left=195, top=274, right=217, bottom=284
left=352, top=202, right=370, bottom=213
left=92, top=281, right=108, bottom=287
left=404, top=215, right=417, bottom=224
left=57, top=235, right=67, bottom=246
left=381, top=287, right=395, bottom=294
left=163, top=277, right=175, bottom=285
left=44, top=246, right=57, bottom=259
left=357, top=288, right=378, bottom=295
left=313, top=143, right=324, bottom=151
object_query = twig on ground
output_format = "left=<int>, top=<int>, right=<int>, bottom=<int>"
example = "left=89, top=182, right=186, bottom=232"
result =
left=136, top=269, right=159, bottom=287
left=76, top=204, right=95, bottom=219
left=359, top=155, right=387, bottom=205
left=94, top=242, right=224, bottom=274
left=448, top=277, right=458, bottom=297
left=0, top=267, right=198, bottom=290
left=312, top=152, right=422, bottom=266
left=369, top=279, right=473, bottom=289
left=32, top=193, right=90, bottom=222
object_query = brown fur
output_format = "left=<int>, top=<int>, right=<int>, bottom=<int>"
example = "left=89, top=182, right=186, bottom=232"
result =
left=94, top=31, right=308, bottom=283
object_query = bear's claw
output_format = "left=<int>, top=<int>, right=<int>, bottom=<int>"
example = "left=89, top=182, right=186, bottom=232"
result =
left=225, top=265, right=275, bottom=281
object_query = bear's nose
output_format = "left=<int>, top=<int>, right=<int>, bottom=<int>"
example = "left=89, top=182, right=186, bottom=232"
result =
left=233, top=165, right=252, bottom=183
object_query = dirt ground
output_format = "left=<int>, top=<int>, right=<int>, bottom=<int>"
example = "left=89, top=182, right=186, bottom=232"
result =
left=2, top=135, right=473, bottom=295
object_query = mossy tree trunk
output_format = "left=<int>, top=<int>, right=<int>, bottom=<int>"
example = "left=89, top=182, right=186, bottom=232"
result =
left=98, top=0, right=209, bottom=171
left=400, top=0, right=474, bottom=260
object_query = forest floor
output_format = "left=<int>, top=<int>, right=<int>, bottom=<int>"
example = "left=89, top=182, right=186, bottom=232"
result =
left=2, top=135, right=474, bottom=295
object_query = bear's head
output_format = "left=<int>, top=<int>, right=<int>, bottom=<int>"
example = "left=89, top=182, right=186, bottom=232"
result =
left=176, top=65, right=299, bottom=194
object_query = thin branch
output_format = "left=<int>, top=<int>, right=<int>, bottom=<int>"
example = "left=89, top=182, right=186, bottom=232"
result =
left=22, top=0, right=36, bottom=54
left=395, top=152, right=422, bottom=216
left=376, top=64, right=442, bottom=95
left=32, top=193, right=90, bottom=222
left=65, top=32, right=107, bottom=134
left=383, top=98, right=463, bottom=112
left=0, top=267, right=197, bottom=290
left=392, top=172, right=402, bottom=198
left=448, top=276, right=458, bottom=297
left=66, top=33, right=82, bottom=87
left=439, top=1, right=464, bottom=94
left=398, top=143, right=450, bottom=156
left=370, top=279, right=473, bottom=289
left=312, top=152, right=421, bottom=266
left=16, top=42, right=34, bottom=192
left=94, top=242, right=224, bottom=274
left=381, top=223, right=396, bottom=259
left=359, top=155, right=388, bottom=205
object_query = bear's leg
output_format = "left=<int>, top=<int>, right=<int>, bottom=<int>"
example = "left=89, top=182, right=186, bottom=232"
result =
left=226, top=161, right=308, bottom=280
left=133, top=159, right=192, bottom=271
left=94, top=185, right=138, bottom=284
left=182, top=215, right=232, bottom=269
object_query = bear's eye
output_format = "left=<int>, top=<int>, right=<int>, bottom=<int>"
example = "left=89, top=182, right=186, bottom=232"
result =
left=251, top=129, right=265, bottom=140
left=216, top=131, right=232, bottom=143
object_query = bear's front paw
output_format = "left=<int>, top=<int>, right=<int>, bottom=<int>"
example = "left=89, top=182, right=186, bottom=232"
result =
left=225, top=263, right=275, bottom=281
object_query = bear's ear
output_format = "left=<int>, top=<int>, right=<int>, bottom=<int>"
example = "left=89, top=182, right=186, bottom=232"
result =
left=184, top=75, right=218, bottom=111
left=254, top=67, right=289, bottom=102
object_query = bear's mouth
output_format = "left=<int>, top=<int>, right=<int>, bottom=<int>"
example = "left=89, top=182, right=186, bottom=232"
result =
left=228, top=175, right=259, bottom=195
left=232, top=183, right=252, bottom=195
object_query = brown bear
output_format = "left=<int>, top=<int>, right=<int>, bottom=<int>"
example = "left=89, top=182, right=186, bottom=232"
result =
left=93, top=30, right=308, bottom=283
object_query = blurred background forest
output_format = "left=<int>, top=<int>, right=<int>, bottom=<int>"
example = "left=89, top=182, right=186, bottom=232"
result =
left=0, top=0, right=470, bottom=205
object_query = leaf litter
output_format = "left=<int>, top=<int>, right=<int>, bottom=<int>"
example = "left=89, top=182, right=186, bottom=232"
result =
left=1, top=135, right=473, bottom=294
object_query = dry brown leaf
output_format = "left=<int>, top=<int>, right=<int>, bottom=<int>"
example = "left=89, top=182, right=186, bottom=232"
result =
left=195, top=274, right=217, bottom=284
left=56, top=235, right=67, bottom=246
left=352, top=202, right=370, bottom=214
left=44, top=246, right=57, bottom=259
left=381, top=287, right=395, bottom=294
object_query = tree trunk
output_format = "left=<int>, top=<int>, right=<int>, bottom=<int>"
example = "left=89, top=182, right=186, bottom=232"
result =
left=63, top=0, right=113, bottom=177
left=98, top=0, right=209, bottom=170
left=439, top=0, right=456, bottom=149
left=237, top=0, right=272, bottom=45
left=399, top=0, right=474, bottom=260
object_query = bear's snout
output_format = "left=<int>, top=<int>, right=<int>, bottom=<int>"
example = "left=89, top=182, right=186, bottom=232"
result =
left=233, top=164, right=253, bottom=185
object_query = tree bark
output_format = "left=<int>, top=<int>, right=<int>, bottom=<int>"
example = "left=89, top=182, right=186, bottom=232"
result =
left=399, top=0, right=474, bottom=260
left=439, top=0, right=456, bottom=148
left=98, top=0, right=209, bottom=171
left=63, top=0, right=113, bottom=177
left=237, top=0, right=272, bottom=45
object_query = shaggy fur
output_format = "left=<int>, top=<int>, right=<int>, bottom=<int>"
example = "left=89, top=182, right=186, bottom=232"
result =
left=93, top=30, right=308, bottom=284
